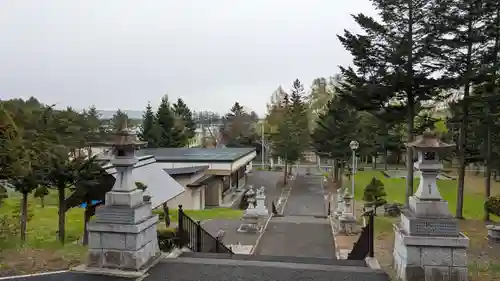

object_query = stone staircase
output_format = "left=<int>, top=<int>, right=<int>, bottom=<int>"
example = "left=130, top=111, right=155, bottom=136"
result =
left=142, top=252, right=390, bottom=281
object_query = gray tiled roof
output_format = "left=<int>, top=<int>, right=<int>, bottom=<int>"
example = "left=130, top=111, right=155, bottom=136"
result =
left=136, top=147, right=255, bottom=162
left=163, top=166, right=208, bottom=176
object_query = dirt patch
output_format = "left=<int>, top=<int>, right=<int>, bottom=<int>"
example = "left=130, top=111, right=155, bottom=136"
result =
left=0, top=246, right=85, bottom=277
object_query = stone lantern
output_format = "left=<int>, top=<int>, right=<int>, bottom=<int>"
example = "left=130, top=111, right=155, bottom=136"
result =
left=393, top=130, right=469, bottom=281
left=77, top=125, right=161, bottom=276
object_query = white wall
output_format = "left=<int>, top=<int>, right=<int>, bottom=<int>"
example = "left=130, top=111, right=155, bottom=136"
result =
left=231, top=151, right=257, bottom=172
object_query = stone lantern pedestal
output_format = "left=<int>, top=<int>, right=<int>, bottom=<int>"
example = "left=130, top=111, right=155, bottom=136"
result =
left=338, top=193, right=356, bottom=235
left=73, top=126, right=160, bottom=277
left=393, top=131, right=469, bottom=281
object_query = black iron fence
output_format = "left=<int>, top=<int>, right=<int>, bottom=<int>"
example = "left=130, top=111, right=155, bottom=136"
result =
left=347, top=210, right=374, bottom=260
left=177, top=205, right=234, bottom=254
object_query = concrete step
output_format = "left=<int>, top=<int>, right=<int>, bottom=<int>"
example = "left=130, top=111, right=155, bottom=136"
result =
left=179, top=251, right=367, bottom=267
left=151, top=256, right=390, bottom=281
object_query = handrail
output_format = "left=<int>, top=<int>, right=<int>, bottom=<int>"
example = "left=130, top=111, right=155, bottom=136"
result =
left=177, top=205, right=234, bottom=254
left=347, top=210, right=374, bottom=260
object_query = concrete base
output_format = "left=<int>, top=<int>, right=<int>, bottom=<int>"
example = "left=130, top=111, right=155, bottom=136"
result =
left=393, top=224, right=469, bottom=281
left=71, top=253, right=161, bottom=278
left=338, top=216, right=357, bottom=235
left=487, top=225, right=500, bottom=241
left=87, top=211, right=161, bottom=271
left=409, top=196, right=452, bottom=218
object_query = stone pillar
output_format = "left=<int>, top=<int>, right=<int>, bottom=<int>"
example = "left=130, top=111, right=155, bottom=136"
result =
left=393, top=160, right=469, bottom=279
left=85, top=153, right=160, bottom=274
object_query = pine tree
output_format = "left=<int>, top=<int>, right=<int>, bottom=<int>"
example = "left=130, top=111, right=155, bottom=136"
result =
left=155, top=95, right=183, bottom=147
left=481, top=1, right=500, bottom=221
left=363, top=177, right=387, bottom=213
left=139, top=102, right=159, bottom=147
left=289, top=79, right=309, bottom=156
left=112, top=109, right=129, bottom=131
left=173, top=98, right=197, bottom=147
left=433, top=0, right=491, bottom=218
left=337, top=0, right=446, bottom=206
left=311, top=96, right=359, bottom=185
left=270, top=93, right=301, bottom=184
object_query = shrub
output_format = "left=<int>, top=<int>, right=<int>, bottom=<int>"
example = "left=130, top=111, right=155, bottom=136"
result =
left=157, top=227, right=178, bottom=252
left=486, top=196, right=500, bottom=216
left=362, top=177, right=387, bottom=214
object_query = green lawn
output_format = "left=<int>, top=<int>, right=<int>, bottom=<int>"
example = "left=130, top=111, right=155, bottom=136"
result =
left=0, top=191, right=243, bottom=249
left=351, top=171, right=489, bottom=220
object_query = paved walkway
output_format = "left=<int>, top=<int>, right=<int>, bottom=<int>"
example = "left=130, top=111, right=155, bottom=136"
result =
left=255, top=173, right=336, bottom=258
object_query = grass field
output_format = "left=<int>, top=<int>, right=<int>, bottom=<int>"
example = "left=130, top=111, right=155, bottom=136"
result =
left=0, top=191, right=243, bottom=276
left=349, top=170, right=500, bottom=280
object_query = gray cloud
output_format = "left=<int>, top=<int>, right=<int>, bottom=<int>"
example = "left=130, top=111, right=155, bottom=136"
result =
left=0, top=0, right=376, bottom=116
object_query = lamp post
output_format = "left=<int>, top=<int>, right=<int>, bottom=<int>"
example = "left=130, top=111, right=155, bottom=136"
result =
left=349, top=140, right=359, bottom=215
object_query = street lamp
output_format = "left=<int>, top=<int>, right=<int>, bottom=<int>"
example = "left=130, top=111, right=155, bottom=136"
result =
left=349, top=140, right=359, bottom=215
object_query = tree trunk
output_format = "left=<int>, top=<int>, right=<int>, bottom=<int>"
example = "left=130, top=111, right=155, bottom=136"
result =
left=338, top=162, right=344, bottom=192
left=485, top=4, right=500, bottom=221
left=455, top=17, right=473, bottom=220
left=404, top=0, right=415, bottom=208
left=283, top=162, right=288, bottom=185
left=333, top=159, right=339, bottom=182
left=82, top=200, right=91, bottom=246
left=40, top=197, right=45, bottom=208
left=58, top=185, right=66, bottom=243
left=163, top=203, right=171, bottom=227
left=372, top=155, right=377, bottom=170
left=484, top=123, right=492, bottom=222
left=20, top=193, right=28, bottom=243
left=384, top=149, right=389, bottom=171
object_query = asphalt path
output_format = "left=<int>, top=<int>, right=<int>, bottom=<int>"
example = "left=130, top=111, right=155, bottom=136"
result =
left=255, top=173, right=335, bottom=259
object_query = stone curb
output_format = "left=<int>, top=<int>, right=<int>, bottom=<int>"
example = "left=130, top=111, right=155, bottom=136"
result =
left=249, top=213, right=274, bottom=255
left=329, top=214, right=341, bottom=259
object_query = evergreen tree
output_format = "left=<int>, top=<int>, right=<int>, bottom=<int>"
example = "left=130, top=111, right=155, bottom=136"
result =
left=270, top=94, right=301, bottom=184
left=112, top=109, right=129, bottom=131
left=173, top=98, right=197, bottom=147
left=481, top=1, right=500, bottom=221
left=337, top=0, right=446, bottom=206
left=363, top=177, right=387, bottom=213
left=83, top=105, right=102, bottom=156
left=311, top=96, right=359, bottom=186
left=289, top=79, right=309, bottom=156
left=139, top=102, right=159, bottom=147
left=433, top=0, right=491, bottom=218
left=155, top=95, right=183, bottom=147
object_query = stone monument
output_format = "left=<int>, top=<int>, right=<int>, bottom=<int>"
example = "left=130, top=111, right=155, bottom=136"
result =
left=238, top=187, right=261, bottom=233
left=393, top=131, right=469, bottom=281
left=335, top=190, right=345, bottom=218
left=338, top=191, right=357, bottom=234
left=78, top=125, right=161, bottom=276
left=254, top=186, right=269, bottom=216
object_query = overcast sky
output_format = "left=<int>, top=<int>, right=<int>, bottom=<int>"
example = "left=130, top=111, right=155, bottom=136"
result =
left=0, top=0, right=376, bottom=116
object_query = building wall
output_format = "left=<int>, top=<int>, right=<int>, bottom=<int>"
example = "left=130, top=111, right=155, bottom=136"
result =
left=166, top=173, right=206, bottom=210
left=231, top=151, right=257, bottom=172
left=205, top=180, right=222, bottom=207
left=166, top=188, right=204, bottom=210
left=166, top=190, right=192, bottom=209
